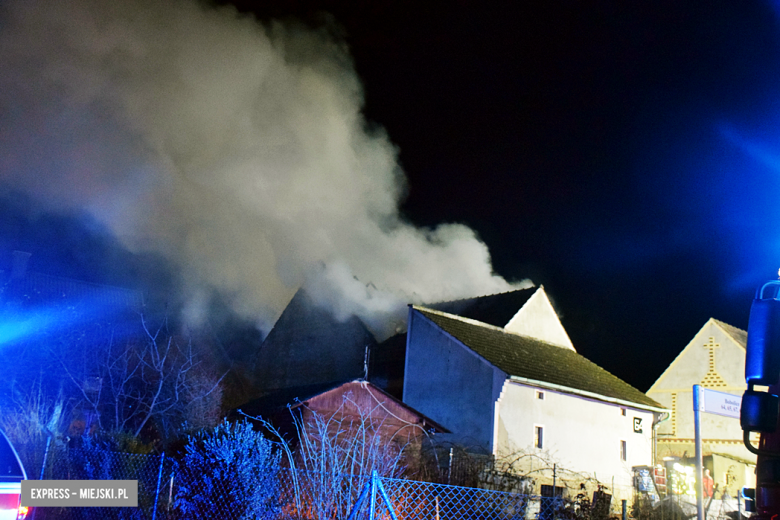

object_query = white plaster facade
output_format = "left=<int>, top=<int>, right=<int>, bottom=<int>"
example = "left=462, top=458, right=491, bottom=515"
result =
left=494, top=379, right=657, bottom=500
left=504, top=286, right=575, bottom=350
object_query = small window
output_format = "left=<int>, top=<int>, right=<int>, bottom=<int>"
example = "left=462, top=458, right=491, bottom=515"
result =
left=620, top=440, right=627, bottom=461
left=535, top=426, right=544, bottom=449
left=541, top=485, right=564, bottom=498
left=621, top=408, right=627, bottom=416
left=536, top=390, right=545, bottom=400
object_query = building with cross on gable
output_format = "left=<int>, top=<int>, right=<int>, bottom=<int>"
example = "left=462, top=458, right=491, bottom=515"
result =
left=647, top=318, right=756, bottom=496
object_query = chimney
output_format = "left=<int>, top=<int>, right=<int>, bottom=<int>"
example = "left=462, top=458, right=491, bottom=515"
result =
left=11, top=251, right=31, bottom=280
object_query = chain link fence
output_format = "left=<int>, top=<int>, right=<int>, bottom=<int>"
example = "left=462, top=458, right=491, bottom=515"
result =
left=32, top=446, right=176, bottom=520
left=29, top=447, right=571, bottom=520
left=372, top=475, right=536, bottom=520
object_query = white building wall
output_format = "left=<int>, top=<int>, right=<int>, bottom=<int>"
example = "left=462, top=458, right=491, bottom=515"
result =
left=504, top=287, right=575, bottom=351
left=495, top=380, right=656, bottom=501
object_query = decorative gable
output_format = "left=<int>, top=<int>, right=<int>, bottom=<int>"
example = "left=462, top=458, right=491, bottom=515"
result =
left=699, top=336, right=728, bottom=389
left=648, top=318, right=746, bottom=395
left=646, top=318, right=751, bottom=463
left=504, top=286, right=575, bottom=351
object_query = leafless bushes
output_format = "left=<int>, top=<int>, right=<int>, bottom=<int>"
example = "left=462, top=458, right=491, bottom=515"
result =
left=0, top=309, right=227, bottom=476
left=0, top=379, right=65, bottom=478
left=84, top=317, right=226, bottom=439
left=415, top=441, right=612, bottom=520
left=244, top=391, right=427, bottom=519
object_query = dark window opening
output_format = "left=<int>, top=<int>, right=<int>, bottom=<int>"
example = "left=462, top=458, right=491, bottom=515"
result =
left=535, top=426, right=544, bottom=449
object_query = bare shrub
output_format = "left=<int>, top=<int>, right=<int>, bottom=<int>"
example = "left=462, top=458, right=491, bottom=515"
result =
left=244, top=390, right=429, bottom=519
left=0, top=380, right=65, bottom=478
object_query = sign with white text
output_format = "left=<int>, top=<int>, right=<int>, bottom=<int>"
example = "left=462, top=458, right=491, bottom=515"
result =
left=22, top=480, right=138, bottom=507
left=697, top=387, right=741, bottom=419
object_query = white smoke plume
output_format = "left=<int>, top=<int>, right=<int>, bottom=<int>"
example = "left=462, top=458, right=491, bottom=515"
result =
left=0, top=0, right=529, bottom=336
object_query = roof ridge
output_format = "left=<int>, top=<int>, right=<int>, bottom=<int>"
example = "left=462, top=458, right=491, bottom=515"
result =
left=414, top=307, right=662, bottom=410
left=413, top=304, right=563, bottom=346
left=413, top=305, right=507, bottom=332
left=710, top=317, right=746, bottom=334
left=425, top=286, right=537, bottom=307
left=709, top=318, right=747, bottom=348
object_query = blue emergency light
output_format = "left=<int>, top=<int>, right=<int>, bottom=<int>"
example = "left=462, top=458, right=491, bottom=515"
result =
left=742, top=281, right=780, bottom=437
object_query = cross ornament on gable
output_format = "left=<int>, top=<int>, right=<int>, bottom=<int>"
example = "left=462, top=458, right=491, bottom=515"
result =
left=700, top=337, right=727, bottom=388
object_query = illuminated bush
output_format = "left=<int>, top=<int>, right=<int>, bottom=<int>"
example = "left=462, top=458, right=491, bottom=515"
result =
left=176, top=420, right=281, bottom=520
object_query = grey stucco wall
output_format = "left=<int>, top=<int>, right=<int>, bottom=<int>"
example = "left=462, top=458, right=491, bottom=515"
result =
left=403, top=308, right=505, bottom=452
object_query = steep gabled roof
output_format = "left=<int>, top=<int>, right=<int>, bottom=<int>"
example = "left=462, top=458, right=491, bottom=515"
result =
left=647, top=317, right=747, bottom=394
left=712, top=318, right=747, bottom=348
left=415, top=306, right=664, bottom=411
left=253, top=288, right=376, bottom=392
left=427, top=288, right=536, bottom=328
left=238, top=380, right=348, bottom=418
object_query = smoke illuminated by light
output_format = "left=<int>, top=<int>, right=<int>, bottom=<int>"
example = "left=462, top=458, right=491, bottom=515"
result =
left=0, top=0, right=528, bottom=336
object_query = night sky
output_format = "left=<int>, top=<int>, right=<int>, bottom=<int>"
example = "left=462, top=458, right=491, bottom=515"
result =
left=226, top=0, right=780, bottom=390
left=3, top=0, right=780, bottom=393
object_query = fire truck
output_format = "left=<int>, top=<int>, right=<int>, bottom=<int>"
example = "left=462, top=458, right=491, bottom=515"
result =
left=740, top=280, right=780, bottom=518
left=0, top=429, right=28, bottom=520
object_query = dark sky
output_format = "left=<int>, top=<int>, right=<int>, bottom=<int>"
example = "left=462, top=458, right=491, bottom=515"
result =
left=223, top=0, right=780, bottom=391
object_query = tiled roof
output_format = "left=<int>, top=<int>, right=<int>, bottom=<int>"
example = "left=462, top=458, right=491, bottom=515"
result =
left=427, top=288, right=536, bottom=328
left=237, top=379, right=449, bottom=433
left=253, top=288, right=376, bottom=392
left=3, top=271, right=143, bottom=309
left=238, top=380, right=347, bottom=417
left=712, top=318, right=747, bottom=348
left=415, top=307, right=664, bottom=410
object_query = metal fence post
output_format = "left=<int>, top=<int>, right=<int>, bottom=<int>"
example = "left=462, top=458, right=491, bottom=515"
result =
left=168, top=473, right=174, bottom=511
left=369, top=471, right=377, bottom=520
left=346, top=478, right=372, bottom=520
left=375, top=476, right=399, bottom=520
left=152, top=452, right=166, bottom=520
left=448, top=448, right=453, bottom=485
left=738, top=491, right=742, bottom=519
left=38, top=435, right=51, bottom=481
left=30, top=435, right=52, bottom=520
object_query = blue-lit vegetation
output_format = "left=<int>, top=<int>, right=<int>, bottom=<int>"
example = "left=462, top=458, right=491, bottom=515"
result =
left=244, top=393, right=412, bottom=520
left=0, top=273, right=225, bottom=475
left=176, top=420, right=281, bottom=520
